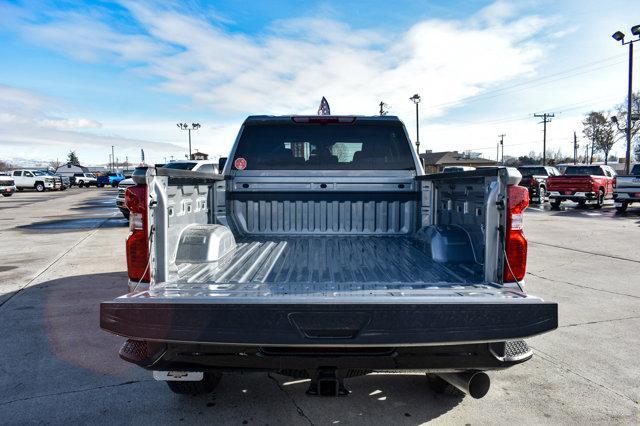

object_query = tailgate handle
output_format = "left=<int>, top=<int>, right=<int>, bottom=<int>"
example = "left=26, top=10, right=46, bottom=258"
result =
left=288, top=312, right=371, bottom=340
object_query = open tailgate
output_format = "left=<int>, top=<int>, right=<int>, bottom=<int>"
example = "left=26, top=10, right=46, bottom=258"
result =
left=101, top=287, right=557, bottom=346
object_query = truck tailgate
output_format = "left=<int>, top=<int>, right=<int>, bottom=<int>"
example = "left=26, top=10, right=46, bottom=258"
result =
left=101, top=289, right=557, bottom=346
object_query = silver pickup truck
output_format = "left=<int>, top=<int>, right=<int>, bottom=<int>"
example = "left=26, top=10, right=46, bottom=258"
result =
left=613, top=164, right=640, bottom=213
left=100, top=115, right=557, bottom=399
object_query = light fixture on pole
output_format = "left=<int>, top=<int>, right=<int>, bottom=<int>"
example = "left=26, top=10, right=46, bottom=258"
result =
left=177, top=122, right=201, bottom=159
left=611, top=24, right=640, bottom=175
left=409, top=94, right=421, bottom=154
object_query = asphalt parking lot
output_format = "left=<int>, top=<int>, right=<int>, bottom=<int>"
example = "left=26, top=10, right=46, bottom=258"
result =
left=0, top=188, right=638, bottom=424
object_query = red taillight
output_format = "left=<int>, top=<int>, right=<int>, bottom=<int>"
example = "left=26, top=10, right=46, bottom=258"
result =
left=125, top=185, right=150, bottom=283
left=504, top=185, right=529, bottom=283
left=612, top=176, right=617, bottom=188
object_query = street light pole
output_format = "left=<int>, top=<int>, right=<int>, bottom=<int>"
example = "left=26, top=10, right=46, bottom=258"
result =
left=625, top=41, right=633, bottom=173
left=177, top=123, right=201, bottom=160
left=111, top=145, right=115, bottom=172
left=409, top=94, right=421, bottom=154
left=612, top=25, right=640, bottom=175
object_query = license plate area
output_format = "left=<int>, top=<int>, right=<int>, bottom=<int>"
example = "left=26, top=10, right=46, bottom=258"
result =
left=153, top=371, right=204, bottom=381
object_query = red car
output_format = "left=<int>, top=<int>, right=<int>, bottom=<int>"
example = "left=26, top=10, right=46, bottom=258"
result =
left=547, top=164, right=616, bottom=209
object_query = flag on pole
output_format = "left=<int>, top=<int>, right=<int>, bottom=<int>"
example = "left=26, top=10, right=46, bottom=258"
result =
left=317, top=97, right=331, bottom=116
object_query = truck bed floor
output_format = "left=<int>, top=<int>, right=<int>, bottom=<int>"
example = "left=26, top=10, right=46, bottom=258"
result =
left=171, top=236, right=484, bottom=296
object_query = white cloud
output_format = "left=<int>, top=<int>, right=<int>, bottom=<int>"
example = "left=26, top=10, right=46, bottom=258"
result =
left=4, top=1, right=554, bottom=121
left=39, top=117, right=102, bottom=129
left=0, top=85, right=185, bottom=164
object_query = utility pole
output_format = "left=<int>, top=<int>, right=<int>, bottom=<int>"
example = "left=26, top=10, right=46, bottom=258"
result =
left=111, top=145, right=115, bottom=172
left=573, top=131, right=578, bottom=164
left=534, top=113, right=554, bottom=165
left=498, top=134, right=506, bottom=165
left=378, top=101, right=388, bottom=116
left=584, top=141, right=589, bottom=164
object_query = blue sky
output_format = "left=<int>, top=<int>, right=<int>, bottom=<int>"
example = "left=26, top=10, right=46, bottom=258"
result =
left=1, top=0, right=638, bottom=165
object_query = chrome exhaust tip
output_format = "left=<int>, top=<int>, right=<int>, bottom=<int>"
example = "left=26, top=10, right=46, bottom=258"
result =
left=437, top=371, right=491, bottom=399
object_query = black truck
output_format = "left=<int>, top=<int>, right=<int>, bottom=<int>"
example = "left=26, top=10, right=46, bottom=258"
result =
left=517, top=165, right=561, bottom=204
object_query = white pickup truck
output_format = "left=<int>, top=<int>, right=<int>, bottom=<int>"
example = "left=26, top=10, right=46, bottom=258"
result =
left=11, top=169, right=61, bottom=192
left=613, top=164, right=640, bottom=212
left=101, top=115, right=557, bottom=400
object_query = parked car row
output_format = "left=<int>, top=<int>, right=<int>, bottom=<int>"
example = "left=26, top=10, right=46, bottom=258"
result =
left=513, top=163, right=640, bottom=213
left=8, top=169, right=65, bottom=192
left=115, top=160, right=219, bottom=219
left=0, top=169, right=104, bottom=194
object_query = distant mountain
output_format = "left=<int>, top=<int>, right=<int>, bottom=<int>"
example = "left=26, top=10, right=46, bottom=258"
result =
left=3, top=157, right=106, bottom=169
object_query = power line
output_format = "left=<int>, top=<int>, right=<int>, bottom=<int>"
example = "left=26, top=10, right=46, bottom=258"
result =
left=422, top=53, right=628, bottom=111
left=429, top=94, right=621, bottom=130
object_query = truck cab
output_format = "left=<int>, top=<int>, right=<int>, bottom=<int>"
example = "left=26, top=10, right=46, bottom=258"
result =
left=101, top=115, right=557, bottom=400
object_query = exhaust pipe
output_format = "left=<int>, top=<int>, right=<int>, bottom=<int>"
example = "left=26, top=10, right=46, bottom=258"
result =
left=438, top=371, right=491, bottom=399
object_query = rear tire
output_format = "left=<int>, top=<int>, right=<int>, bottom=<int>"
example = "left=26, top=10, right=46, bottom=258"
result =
left=550, top=199, right=561, bottom=209
left=78, top=181, right=84, bottom=188
left=166, top=373, right=221, bottom=395
left=2, top=193, right=12, bottom=197
left=594, top=189, right=604, bottom=209
left=615, top=202, right=628, bottom=213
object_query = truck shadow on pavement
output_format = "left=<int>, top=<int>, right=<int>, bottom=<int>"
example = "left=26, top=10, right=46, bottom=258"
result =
left=0, top=272, right=463, bottom=424
left=16, top=216, right=128, bottom=233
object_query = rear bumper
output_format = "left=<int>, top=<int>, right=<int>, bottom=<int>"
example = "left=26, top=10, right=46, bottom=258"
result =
left=548, top=191, right=595, bottom=201
left=613, top=192, right=640, bottom=203
left=119, top=339, right=534, bottom=373
left=100, top=300, right=558, bottom=347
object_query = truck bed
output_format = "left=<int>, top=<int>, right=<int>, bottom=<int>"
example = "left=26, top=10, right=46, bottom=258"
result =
left=170, top=235, right=484, bottom=297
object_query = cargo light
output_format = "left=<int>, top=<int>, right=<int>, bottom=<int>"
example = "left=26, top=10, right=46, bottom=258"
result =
left=291, top=116, right=356, bottom=124
left=504, top=185, right=529, bottom=283
left=125, top=185, right=150, bottom=283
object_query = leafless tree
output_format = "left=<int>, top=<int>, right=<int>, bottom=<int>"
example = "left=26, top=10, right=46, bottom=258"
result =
left=614, top=90, right=640, bottom=162
left=582, top=111, right=615, bottom=164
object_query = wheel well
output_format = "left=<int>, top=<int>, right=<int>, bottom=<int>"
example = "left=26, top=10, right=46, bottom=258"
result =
left=34, top=180, right=44, bottom=186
